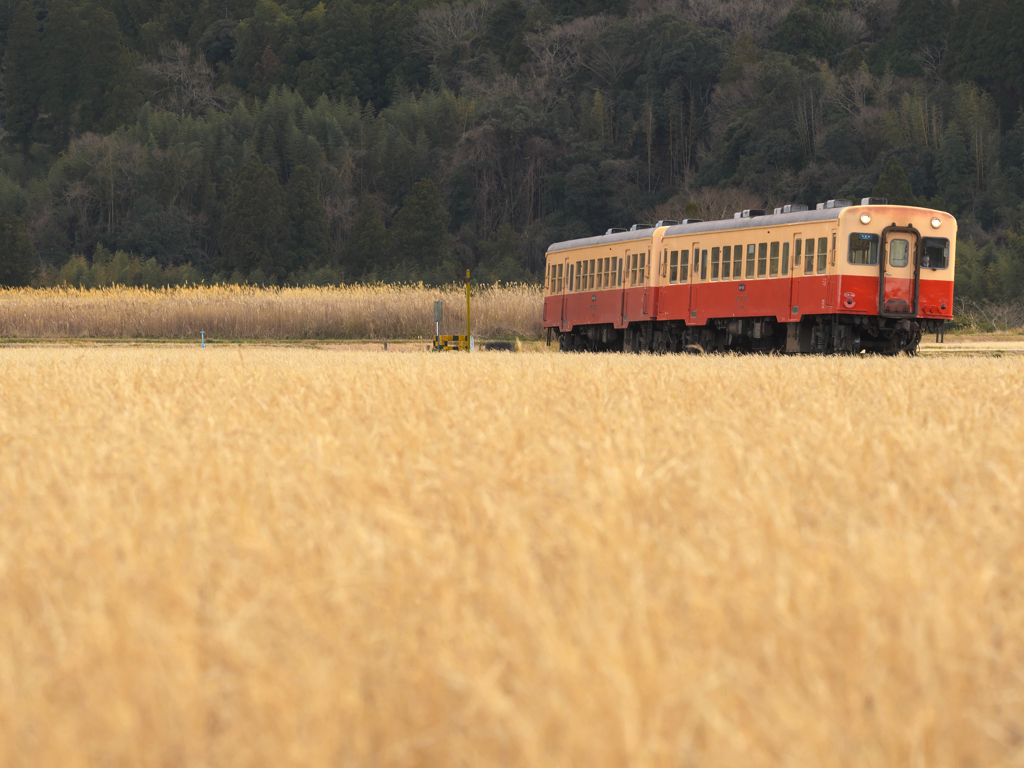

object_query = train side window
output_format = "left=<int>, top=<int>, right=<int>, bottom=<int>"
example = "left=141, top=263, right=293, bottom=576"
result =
left=680, top=250, right=689, bottom=281
left=557, top=263, right=563, bottom=293
left=848, top=234, right=879, bottom=265
left=804, top=241, right=813, bottom=274
left=734, top=245, right=742, bottom=278
left=582, top=259, right=588, bottom=289
left=591, top=259, right=597, bottom=289
left=605, top=257, right=612, bottom=285
left=670, top=251, right=678, bottom=283
left=769, top=242, right=779, bottom=276
left=722, top=246, right=731, bottom=279
left=817, top=237, right=828, bottom=273
left=700, top=249, right=708, bottom=281
left=794, top=239, right=802, bottom=268
left=711, top=247, right=720, bottom=280
left=922, top=237, right=949, bottom=269
left=660, top=249, right=668, bottom=278
left=782, top=242, right=790, bottom=275
left=757, top=243, right=767, bottom=277
left=746, top=244, right=755, bottom=277
left=630, top=254, right=637, bottom=285
left=639, top=252, right=646, bottom=285
left=569, top=264, right=575, bottom=291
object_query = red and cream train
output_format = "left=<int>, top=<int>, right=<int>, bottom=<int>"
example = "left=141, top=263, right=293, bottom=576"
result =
left=542, top=199, right=955, bottom=354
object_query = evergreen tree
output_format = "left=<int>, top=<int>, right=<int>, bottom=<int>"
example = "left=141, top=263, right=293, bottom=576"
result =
left=0, top=213, right=37, bottom=286
left=219, top=156, right=289, bottom=283
left=79, top=4, right=126, bottom=131
left=873, top=156, right=916, bottom=205
left=3, top=2, right=43, bottom=155
left=936, top=124, right=970, bottom=211
left=390, top=179, right=450, bottom=276
left=285, top=165, right=331, bottom=272
left=40, top=0, right=84, bottom=148
left=345, top=194, right=388, bottom=278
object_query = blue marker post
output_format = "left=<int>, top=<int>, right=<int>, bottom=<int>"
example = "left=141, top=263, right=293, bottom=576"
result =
left=201, top=331, right=206, bottom=348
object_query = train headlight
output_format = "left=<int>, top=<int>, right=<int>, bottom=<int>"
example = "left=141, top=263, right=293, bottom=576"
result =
left=930, top=217, right=941, bottom=229
left=860, top=213, right=871, bottom=224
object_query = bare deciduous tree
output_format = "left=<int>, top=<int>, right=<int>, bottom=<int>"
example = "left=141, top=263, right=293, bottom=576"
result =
left=413, top=2, right=489, bottom=62
left=145, top=42, right=225, bottom=118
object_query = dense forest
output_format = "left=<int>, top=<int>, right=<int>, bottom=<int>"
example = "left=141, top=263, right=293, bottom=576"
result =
left=0, top=0, right=1023, bottom=305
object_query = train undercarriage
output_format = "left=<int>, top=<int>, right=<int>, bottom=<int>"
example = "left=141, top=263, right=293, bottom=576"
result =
left=552, top=314, right=941, bottom=355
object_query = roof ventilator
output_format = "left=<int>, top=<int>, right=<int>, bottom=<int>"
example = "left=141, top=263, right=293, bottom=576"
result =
left=861, top=197, right=887, bottom=205
left=629, top=223, right=653, bottom=231
left=773, top=204, right=810, bottom=214
left=733, top=209, right=767, bottom=219
left=680, top=218, right=704, bottom=224
left=654, top=220, right=679, bottom=227
left=816, top=199, right=853, bottom=210
left=604, top=228, right=627, bottom=235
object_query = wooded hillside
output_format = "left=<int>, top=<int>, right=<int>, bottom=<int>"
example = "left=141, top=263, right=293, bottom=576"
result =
left=1, top=0, right=1023, bottom=303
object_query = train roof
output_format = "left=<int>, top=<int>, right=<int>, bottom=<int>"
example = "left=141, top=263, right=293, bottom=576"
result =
left=546, top=207, right=863, bottom=254
left=546, top=227, right=656, bottom=253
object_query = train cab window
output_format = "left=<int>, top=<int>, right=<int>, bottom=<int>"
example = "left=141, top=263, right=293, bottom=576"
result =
left=746, top=244, right=755, bottom=278
left=733, top=245, right=742, bottom=278
left=794, top=239, right=802, bottom=269
left=922, top=238, right=949, bottom=269
left=757, top=243, right=768, bottom=277
left=711, top=247, right=720, bottom=280
left=816, top=237, right=828, bottom=273
left=889, top=239, right=910, bottom=268
left=680, top=250, right=689, bottom=281
left=848, top=234, right=879, bottom=265
left=638, top=252, right=646, bottom=285
left=700, top=249, right=708, bottom=281
left=670, top=251, right=679, bottom=283
left=782, top=242, right=790, bottom=275
left=722, top=246, right=731, bottom=279
left=769, top=242, right=779, bottom=276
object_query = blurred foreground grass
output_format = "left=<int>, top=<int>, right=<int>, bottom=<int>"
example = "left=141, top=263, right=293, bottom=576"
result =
left=1, top=349, right=1022, bottom=768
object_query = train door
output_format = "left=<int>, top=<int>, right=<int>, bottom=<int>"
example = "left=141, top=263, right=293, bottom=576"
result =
left=641, top=248, right=652, bottom=316
left=688, top=242, right=699, bottom=322
left=881, top=229, right=919, bottom=315
left=826, top=228, right=837, bottom=308
left=560, top=258, right=570, bottom=330
left=619, top=250, right=631, bottom=326
left=790, top=232, right=802, bottom=317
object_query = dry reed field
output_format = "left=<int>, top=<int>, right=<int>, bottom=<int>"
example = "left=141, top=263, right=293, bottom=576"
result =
left=0, top=283, right=542, bottom=340
left=2, top=349, right=1023, bottom=768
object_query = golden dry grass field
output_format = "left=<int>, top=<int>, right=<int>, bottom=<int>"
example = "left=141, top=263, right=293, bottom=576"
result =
left=0, top=284, right=542, bottom=340
left=2, top=348, right=1023, bottom=768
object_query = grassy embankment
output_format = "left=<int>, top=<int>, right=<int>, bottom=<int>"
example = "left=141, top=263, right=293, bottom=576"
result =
left=2, top=349, right=1023, bottom=767
left=0, top=283, right=543, bottom=341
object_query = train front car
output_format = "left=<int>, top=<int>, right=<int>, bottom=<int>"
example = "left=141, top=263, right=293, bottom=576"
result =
left=543, top=200, right=956, bottom=355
